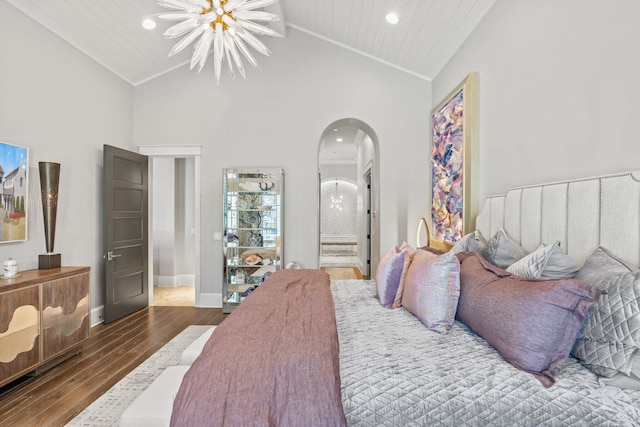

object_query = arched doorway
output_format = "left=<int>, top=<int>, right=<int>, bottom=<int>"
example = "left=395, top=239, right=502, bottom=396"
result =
left=317, top=119, right=379, bottom=278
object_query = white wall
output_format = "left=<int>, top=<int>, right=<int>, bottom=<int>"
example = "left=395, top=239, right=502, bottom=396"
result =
left=134, top=27, right=431, bottom=301
left=152, top=157, right=176, bottom=285
left=0, top=2, right=134, bottom=314
left=174, top=158, right=196, bottom=282
left=433, top=0, right=640, bottom=203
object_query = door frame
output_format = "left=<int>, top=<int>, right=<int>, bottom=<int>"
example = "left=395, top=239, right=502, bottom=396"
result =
left=316, top=118, right=380, bottom=276
left=362, top=166, right=373, bottom=277
left=137, top=145, right=203, bottom=307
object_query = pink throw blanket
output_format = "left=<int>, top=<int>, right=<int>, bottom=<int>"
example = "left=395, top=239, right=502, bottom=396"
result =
left=170, top=269, right=346, bottom=426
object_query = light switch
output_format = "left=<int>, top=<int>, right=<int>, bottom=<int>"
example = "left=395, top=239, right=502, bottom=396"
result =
left=213, top=232, right=222, bottom=241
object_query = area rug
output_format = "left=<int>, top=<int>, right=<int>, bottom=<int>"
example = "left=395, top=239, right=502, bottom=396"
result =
left=66, top=325, right=212, bottom=427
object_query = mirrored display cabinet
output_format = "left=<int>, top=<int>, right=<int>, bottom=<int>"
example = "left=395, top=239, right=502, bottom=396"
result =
left=222, top=168, right=284, bottom=313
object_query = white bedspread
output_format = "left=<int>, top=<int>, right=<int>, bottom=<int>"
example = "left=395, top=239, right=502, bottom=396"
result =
left=332, top=280, right=640, bottom=427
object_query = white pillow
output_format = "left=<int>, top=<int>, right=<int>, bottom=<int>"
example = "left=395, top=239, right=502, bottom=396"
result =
left=507, top=241, right=559, bottom=278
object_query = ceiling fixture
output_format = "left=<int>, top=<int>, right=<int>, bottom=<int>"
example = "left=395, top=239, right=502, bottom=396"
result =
left=142, top=18, right=157, bottom=30
left=385, top=13, right=399, bottom=24
left=336, top=137, right=343, bottom=142
left=157, top=0, right=282, bottom=84
left=330, top=179, right=344, bottom=211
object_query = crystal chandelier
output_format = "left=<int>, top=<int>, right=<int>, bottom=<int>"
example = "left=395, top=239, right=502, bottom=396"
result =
left=330, top=180, right=343, bottom=211
left=157, top=0, right=282, bottom=83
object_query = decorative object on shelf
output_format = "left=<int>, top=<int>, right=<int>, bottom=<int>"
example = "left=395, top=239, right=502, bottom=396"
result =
left=261, top=271, right=272, bottom=282
left=244, top=254, right=262, bottom=265
left=239, top=182, right=261, bottom=192
left=157, top=0, right=283, bottom=83
left=259, top=182, right=274, bottom=191
left=38, top=162, right=61, bottom=269
left=247, top=231, right=263, bottom=247
left=240, top=211, right=261, bottom=228
left=227, top=232, right=239, bottom=242
left=237, top=198, right=250, bottom=209
left=236, top=270, right=245, bottom=285
left=240, top=285, right=257, bottom=298
left=0, top=141, right=29, bottom=244
left=3, top=258, right=17, bottom=278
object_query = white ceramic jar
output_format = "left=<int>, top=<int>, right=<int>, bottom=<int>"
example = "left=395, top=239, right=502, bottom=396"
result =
left=4, top=258, right=17, bottom=278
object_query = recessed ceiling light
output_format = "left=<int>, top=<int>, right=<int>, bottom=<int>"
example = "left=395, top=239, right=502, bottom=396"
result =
left=386, top=13, right=399, bottom=24
left=142, top=18, right=156, bottom=30
left=337, top=138, right=344, bottom=142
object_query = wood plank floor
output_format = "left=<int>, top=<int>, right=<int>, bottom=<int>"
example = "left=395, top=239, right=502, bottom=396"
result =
left=0, top=306, right=225, bottom=427
left=321, top=267, right=363, bottom=280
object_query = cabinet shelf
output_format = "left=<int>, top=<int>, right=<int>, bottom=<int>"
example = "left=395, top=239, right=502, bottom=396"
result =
left=223, top=168, right=283, bottom=313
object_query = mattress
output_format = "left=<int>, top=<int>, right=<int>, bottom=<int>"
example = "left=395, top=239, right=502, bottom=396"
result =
left=332, top=279, right=640, bottom=426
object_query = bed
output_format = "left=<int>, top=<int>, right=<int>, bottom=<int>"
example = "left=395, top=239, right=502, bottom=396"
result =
left=170, top=171, right=640, bottom=426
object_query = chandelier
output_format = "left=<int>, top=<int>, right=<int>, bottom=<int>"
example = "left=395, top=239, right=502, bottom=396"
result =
left=330, top=180, right=343, bottom=211
left=157, top=0, right=282, bottom=83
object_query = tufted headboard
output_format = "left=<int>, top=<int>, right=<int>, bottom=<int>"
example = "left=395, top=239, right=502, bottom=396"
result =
left=475, top=171, right=640, bottom=269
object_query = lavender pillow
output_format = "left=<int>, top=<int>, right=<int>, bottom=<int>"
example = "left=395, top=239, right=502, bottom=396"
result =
left=375, top=246, right=404, bottom=308
left=402, top=249, right=460, bottom=334
left=375, top=245, right=413, bottom=308
left=456, top=253, right=601, bottom=387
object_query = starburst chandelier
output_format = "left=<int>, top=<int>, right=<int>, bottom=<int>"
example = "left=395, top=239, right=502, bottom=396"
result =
left=157, top=0, right=282, bottom=83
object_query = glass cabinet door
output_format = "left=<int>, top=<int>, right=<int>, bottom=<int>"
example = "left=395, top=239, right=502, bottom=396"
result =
left=222, top=168, right=284, bottom=313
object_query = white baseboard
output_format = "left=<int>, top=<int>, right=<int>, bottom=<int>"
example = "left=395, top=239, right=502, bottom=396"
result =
left=91, top=305, right=104, bottom=327
left=91, top=290, right=220, bottom=326
left=197, top=292, right=222, bottom=308
left=155, top=274, right=196, bottom=287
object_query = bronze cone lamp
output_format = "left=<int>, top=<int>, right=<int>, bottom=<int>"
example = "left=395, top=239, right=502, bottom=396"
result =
left=39, top=162, right=61, bottom=269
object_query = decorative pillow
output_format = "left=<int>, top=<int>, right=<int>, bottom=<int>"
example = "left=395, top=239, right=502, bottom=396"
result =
left=402, top=249, right=460, bottom=334
left=479, top=227, right=527, bottom=269
left=452, top=231, right=485, bottom=254
left=571, top=247, right=640, bottom=377
left=456, top=253, right=601, bottom=387
left=375, top=243, right=414, bottom=309
left=507, top=241, right=559, bottom=278
left=540, top=243, right=580, bottom=279
left=396, top=242, right=416, bottom=307
left=375, top=246, right=405, bottom=308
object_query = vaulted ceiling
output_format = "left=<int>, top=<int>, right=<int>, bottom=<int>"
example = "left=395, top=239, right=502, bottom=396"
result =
left=5, top=0, right=495, bottom=86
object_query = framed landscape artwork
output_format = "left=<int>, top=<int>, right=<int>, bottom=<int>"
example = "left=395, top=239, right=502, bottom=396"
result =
left=430, top=72, right=478, bottom=246
left=0, top=141, right=29, bottom=243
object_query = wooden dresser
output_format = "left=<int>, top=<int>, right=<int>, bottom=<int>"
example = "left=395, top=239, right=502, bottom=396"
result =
left=0, top=267, right=90, bottom=387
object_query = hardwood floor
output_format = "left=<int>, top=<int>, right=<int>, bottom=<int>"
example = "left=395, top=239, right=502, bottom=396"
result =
left=321, top=267, right=364, bottom=280
left=0, top=306, right=225, bottom=427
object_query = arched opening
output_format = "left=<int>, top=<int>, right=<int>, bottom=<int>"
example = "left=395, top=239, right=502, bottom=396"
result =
left=318, top=119, right=379, bottom=278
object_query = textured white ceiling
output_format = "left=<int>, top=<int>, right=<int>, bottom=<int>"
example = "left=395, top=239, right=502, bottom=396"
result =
left=5, top=0, right=495, bottom=85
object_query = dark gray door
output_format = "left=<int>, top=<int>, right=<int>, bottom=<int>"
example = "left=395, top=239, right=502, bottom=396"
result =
left=103, top=145, right=148, bottom=323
